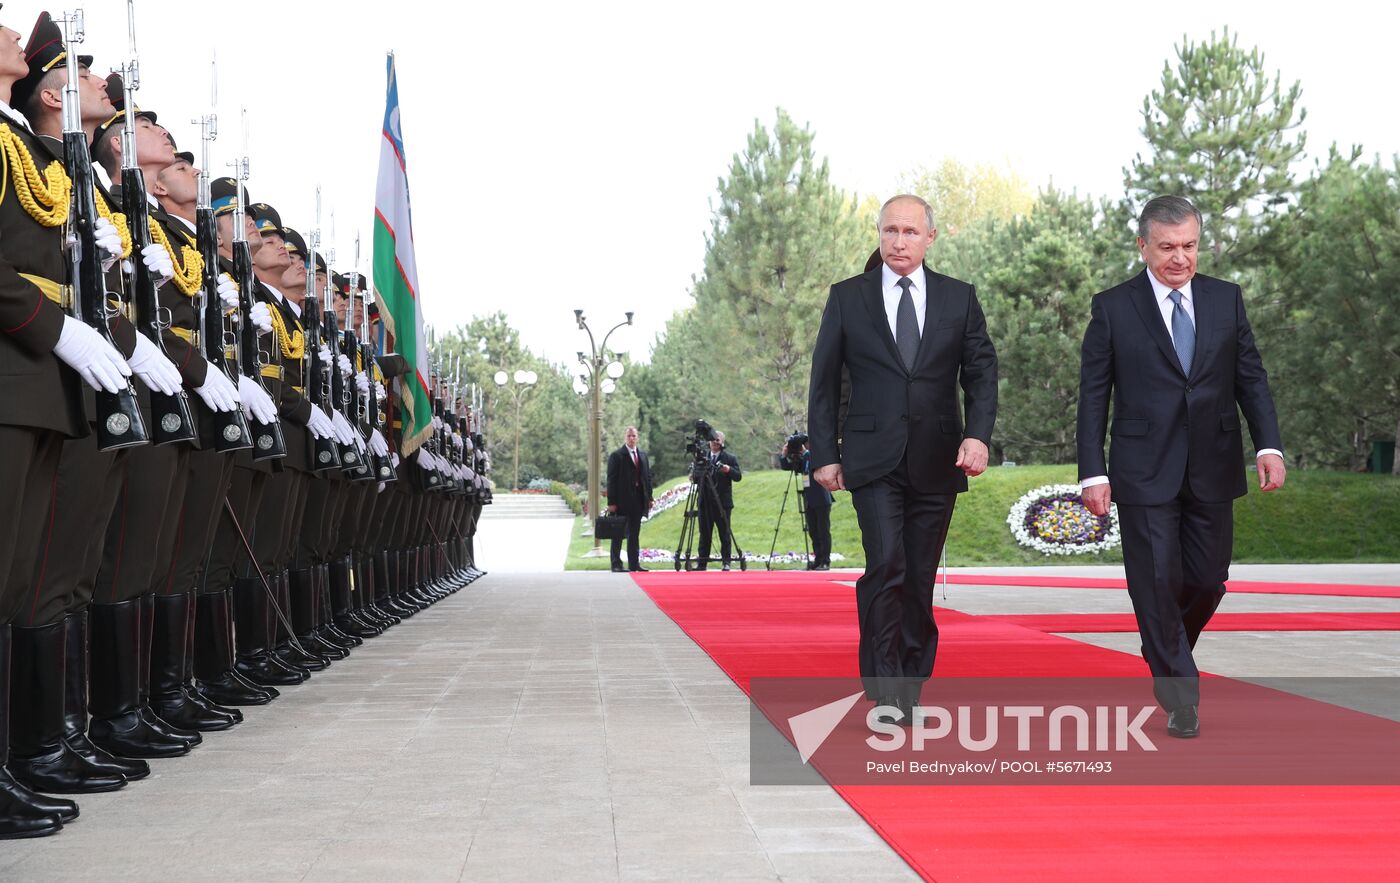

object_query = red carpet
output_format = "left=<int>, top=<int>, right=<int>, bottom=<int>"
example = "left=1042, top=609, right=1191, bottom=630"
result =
left=633, top=571, right=1400, bottom=881
left=985, top=611, right=1400, bottom=632
left=939, top=572, right=1400, bottom=599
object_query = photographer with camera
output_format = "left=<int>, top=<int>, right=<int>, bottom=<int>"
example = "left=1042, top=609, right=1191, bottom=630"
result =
left=606, top=426, right=654, bottom=572
left=695, top=430, right=742, bottom=571
left=781, top=432, right=832, bottom=570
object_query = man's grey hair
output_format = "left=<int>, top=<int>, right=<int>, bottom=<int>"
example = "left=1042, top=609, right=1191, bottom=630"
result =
left=712, top=430, right=725, bottom=444
left=877, top=194, right=935, bottom=231
left=1137, top=196, right=1202, bottom=241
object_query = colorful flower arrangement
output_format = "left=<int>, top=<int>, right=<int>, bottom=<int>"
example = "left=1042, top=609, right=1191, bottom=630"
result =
left=1006, top=484, right=1120, bottom=556
left=644, top=484, right=690, bottom=519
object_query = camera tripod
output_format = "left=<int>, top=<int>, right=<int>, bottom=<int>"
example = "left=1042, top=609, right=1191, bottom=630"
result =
left=674, top=460, right=746, bottom=571
left=766, top=468, right=810, bottom=571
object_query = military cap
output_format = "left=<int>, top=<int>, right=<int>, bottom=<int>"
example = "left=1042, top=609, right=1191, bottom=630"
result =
left=174, top=150, right=195, bottom=165
left=209, top=176, right=251, bottom=216
left=12, top=12, right=94, bottom=112
left=249, top=203, right=282, bottom=235
left=281, top=227, right=308, bottom=261
left=332, top=272, right=349, bottom=295
left=312, top=251, right=328, bottom=275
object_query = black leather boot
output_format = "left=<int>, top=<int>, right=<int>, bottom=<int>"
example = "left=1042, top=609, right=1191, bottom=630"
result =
left=374, top=550, right=413, bottom=617
left=232, top=577, right=305, bottom=687
left=343, top=554, right=389, bottom=633
left=87, top=599, right=193, bottom=759
left=195, top=589, right=277, bottom=705
left=357, top=554, right=398, bottom=628
left=331, top=557, right=380, bottom=638
left=7, top=621, right=126, bottom=794
left=178, top=593, right=243, bottom=724
left=136, top=595, right=201, bottom=747
left=382, top=549, right=418, bottom=616
left=149, top=593, right=239, bottom=732
left=288, top=568, right=335, bottom=668
left=263, top=571, right=315, bottom=678
left=60, top=611, right=149, bottom=781
left=317, top=564, right=363, bottom=647
left=0, top=625, right=68, bottom=839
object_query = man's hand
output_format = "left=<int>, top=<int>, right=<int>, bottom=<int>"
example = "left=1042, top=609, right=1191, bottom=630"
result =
left=814, top=463, right=845, bottom=492
left=719, top=463, right=730, bottom=473
left=1257, top=453, right=1286, bottom=492
left=1082, top=483, right=1112, bottom=517
left=606, top=504, right=617, bottom=514
left=955, top=438, right=989, bottom=477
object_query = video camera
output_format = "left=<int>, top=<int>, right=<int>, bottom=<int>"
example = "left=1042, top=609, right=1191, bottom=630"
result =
left=685, top=419, right=718, bottom=482
left=777, top=431, right=809, bottom=472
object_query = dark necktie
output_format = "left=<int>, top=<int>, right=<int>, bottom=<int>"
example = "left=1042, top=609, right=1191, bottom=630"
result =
left=1168, top=289, right=1195, bottom=373
left=895, top=277, right=919, bottom=371
left=632, top=449, right=640, bottom=486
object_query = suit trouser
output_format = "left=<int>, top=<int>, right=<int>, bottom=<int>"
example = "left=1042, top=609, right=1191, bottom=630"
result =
left=805, top=503, right=832, bottom=567
left=95, top=442, right=190, bottom=604
left=0, top=428, right=66, bottom=624
left=162, top=448, right=236, bottom=596
left=697, top=505, right=733, bottom=566
left=610, top=509, right=643, bottom=569
left=21, top=433, right=126, bottom=626
left=1117, top=480, right=1233, bottom=712
left=252, top=469, right=301, bottom=577
left=849, top=458, right=955, bottom=701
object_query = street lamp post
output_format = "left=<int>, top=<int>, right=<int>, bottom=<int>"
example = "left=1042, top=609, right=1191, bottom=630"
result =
left=493, top=368, right=538, bottom=490
left=574, top=309, right=633, bottom=554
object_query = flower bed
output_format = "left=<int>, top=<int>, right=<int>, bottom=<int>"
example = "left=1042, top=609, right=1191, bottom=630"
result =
left=1006, top=484, right=1120, bottom=556
left=637, top=548, right=847, bottom=565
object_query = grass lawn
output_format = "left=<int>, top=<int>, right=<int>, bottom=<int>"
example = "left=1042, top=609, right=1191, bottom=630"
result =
left=560, top=466, right=1400, bottom=570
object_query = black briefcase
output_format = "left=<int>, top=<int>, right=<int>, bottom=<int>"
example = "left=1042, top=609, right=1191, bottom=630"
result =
left=594, top=515, right=627, bottom=540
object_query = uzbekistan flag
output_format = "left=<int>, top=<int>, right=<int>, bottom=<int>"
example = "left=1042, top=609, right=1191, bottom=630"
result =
left=373, top=52, right=433, bottom=456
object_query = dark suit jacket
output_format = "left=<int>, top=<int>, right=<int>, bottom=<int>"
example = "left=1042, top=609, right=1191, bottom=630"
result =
left=1076, top=269, right=1282, bottom=506
left=808, top=264, right=997, bottom=494
left=606, top=446, right=654, bottom=515
left=701, top=450, right=741, bottom=510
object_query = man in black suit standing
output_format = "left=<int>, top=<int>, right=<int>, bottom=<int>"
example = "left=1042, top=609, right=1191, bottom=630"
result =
left=808, top=195, right=998, bottom=718
left=606, top=426, right=654, bottom=572
left=1077, top=195, right=1285, bottom=738
left=695, top=431, right=742, bottom=571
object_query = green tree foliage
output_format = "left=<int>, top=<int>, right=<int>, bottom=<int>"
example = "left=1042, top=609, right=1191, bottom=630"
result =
left=938, top=191, right=1133, bottom=463
left=899, top=158, right=1035, bottom=234
left=1268, top=150, right=1400, bottom=471
left=1126, top=27, right=1306, bottom=275
left=680, top=108, right=869, bottom=470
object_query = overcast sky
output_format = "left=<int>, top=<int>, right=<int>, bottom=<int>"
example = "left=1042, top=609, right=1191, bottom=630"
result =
left=58, top=0, right=1400, bottom=369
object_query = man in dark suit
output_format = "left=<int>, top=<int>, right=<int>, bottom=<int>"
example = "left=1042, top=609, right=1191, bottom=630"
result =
left=809, top=195, right=997, bottom=717
left=606, top=426, right=654, bottom=572
left=695, top=431, right=742, bottom=571
left=1077, top=195, right=1285, bottom=738
left=783, top=437, right=833, bottom=570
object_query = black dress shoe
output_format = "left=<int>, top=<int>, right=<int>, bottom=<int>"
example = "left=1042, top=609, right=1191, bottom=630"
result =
left=721, top=564, right=731, bottom=572
left=1167, top=705, right=1200, bottom=738
left=872, top=695, right=907, bottom=727
left=610, top=564, right=626, bottom=573
left=629, top=566, right=646, bottom=572
left=814, top=564, right=830, bottom=571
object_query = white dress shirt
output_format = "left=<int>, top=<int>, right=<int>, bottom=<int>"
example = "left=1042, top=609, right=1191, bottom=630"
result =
left=0, top=100, right=32, bottom=131
left=1081, top=270, right=1279, bottom=491
left=880, top=262, right=926, bottom=341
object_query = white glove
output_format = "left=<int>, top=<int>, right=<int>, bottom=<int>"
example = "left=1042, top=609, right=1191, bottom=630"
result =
left=318, top=344, right=332, bottom=364
left=374, top=381, right=386, bottom=401
left=336, top=353, right=353, bottom=378
left=121, top=259, right=134, bottom=276
left=128, top=333, right=182, bottom=395
left=431, top=415, right=443, bottom=432
left=141, top=243, right=174, bottom=288
left=391, top=452, right=401, bottom=469
left=454, top=433, right=464, bottom=452
left=330, top=409, right=357, bottom=446
left=193, top=362, right=240, bottom=412
left=463, top=467, right=476, bottom=482
left=237, top=374, right=278, bottom=424
left=94, top=217, right=123, bottom=270
left=217, top=273, right=239, bottom=310
left=355, top=371, right=370, bottom=395
left=418, top=449, right=437, bottom=471
left=368, top=428, right=389, bottom=457
left=54, top=316, right=132, bottom=393
left=248, top=301, right=273, bottom=334
left=306, top=406, right=335, bottom=439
